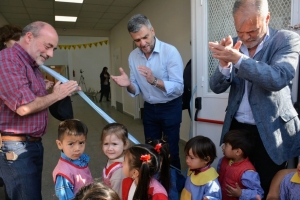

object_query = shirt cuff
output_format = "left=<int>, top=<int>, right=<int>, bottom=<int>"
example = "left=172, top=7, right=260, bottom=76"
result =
left=218, top=65, right=232, bottom=79
left=233, top=54, right=247, bottom=69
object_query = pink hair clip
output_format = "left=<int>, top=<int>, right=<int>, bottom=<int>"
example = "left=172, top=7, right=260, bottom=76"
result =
left=140, top=154, right=151, bottom=162
left=154, top=143, right=162, bottom=153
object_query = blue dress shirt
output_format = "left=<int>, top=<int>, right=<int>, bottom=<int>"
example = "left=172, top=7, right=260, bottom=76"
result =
left=127, top=37, right=184, bottom=104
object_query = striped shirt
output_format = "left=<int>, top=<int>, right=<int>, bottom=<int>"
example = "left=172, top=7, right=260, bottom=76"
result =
left=0, top=43, right=48, bottom=137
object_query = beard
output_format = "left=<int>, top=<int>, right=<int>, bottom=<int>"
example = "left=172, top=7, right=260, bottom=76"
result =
left=140, top=43, right=154, bottom=55
left=35, top=54, right=48, bottom=66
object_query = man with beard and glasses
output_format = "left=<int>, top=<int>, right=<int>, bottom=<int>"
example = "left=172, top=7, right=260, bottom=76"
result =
left=209, top=0, right=300, bottom=198
left=111, top=14, right=184, bottom=170
left=0, top=21, right=79, bottom=200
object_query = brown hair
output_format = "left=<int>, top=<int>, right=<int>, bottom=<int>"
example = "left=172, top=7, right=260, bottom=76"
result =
left=58, top=119, right=88, bottom=141
left=74, top=181, right=120, bottom=200
left=146, top=137, right=170, bottom=192
left=184, top=135, right=217, bottom=165
left=223, top=129, right=254, bottom=158
left=0, top=24, right=22, bottom=50
left=125, top=144, right=160, bottom=200
left=101, top=123, right=130, bottom=149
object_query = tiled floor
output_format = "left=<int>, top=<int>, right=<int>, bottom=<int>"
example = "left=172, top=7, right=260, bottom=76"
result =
left=0, top=94, right=187, bottom=199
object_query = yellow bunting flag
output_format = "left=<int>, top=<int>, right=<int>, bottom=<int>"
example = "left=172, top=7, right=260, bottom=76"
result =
left=58, top=40, right=108, bottom=50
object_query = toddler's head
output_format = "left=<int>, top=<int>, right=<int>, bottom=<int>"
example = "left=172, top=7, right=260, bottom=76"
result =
left=101, top=123, right=130, bottom=160
left=56, top=119, right=88, bottom=160
left=222, top=129, right=253, bottom=160
left=184, top=135, right=217, bottom=170
left=74, top=181, right=120, bottom=200
left=122, top=144, right=160, bottom=200
left=146, top=137, right=170, bottom=192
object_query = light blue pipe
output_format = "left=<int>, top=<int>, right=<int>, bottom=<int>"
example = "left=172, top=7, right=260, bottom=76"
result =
left=40, top=65, right=140, bottom=144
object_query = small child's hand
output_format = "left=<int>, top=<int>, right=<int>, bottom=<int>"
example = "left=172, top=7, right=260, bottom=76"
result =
left=256, top=195, right=261, bottom=200
left=226, top=182, right=242, bottom=197
left=203, top=197, right=209, bottom=200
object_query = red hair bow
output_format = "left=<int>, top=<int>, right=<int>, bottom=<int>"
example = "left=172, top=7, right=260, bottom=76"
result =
left=140, top=154, right=151, bottom=162
left=154, top=143, right=162, bottom=153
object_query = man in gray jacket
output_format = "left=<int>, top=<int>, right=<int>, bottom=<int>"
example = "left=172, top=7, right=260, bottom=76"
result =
left=209, top=0, right=300, bottom=197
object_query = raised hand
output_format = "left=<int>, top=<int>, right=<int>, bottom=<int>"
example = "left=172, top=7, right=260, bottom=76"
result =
left=138, top=66, right=155, bottom=84
left=52, top=80, right=79, bottom=100
left=111, top=67, right=131, bottom=87
left=208, top=35, right=242, bottom=67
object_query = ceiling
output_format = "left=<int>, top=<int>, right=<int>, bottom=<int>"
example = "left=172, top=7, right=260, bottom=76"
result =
left=0, top=0, right=143, bottom=33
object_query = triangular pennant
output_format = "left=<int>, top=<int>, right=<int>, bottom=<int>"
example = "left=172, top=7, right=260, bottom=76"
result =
left=56, top=40, right=108, bottom=50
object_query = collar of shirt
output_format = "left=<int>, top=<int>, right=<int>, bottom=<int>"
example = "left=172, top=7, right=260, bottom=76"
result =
left=190, top=164, right=211, bottom=175
left=13, top=43, right=37, bottom=68
left=60, top=151, right=90, bottom=167
left=137, top=37, right=160, bottom=59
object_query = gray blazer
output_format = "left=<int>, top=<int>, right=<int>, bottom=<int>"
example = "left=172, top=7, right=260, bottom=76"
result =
left=209, top=28, right=300, bottom=165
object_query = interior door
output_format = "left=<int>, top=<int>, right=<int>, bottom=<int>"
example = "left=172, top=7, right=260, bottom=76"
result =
left=191, top=0, right=294, bottom=168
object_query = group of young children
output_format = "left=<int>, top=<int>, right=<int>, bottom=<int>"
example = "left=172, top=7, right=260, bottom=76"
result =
left=52, top=119, right=300, bottom=200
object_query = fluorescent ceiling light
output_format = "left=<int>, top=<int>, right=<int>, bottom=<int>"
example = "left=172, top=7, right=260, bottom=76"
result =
left=55, top=16, right=77, bottom=22
left=55, top=0, right=83, bottom=3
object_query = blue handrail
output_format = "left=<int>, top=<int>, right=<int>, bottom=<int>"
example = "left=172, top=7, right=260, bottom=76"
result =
left=40, top=65, right=140, bottom=145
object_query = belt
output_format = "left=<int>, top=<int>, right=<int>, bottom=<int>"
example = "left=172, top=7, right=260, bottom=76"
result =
left=1, top=135, right=41, bottom=142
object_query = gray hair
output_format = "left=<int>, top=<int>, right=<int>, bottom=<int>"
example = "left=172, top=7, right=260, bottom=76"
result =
left=232, top=0, right=269, bottom=18
left=21, top=21, right=48, bottom=37
left=127, top=14, right=152, bottom=33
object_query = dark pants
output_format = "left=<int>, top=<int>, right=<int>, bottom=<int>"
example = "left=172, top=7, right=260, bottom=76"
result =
left=0, top=140, right=44, bottom=200
left=230, top=119, right=287, bottom=199
left=143, top=96, right=182, bottom=169
left=100, top=84, right=110, bottom=101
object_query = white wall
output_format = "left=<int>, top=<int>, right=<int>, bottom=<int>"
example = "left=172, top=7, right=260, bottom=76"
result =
left=42, top=0, right=192, bottom=142
left=109, top=0, right=191, bottom=142
left=45, top=36, right=110, bottom=93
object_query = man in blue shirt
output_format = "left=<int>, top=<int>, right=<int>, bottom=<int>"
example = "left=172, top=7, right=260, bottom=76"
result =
left=111, top=14, right=184, bottom=169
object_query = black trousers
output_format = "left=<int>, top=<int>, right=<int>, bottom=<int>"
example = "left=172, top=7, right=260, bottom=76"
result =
left=100, top=84, right=110, bottom=101
left=230, top=118, right=287, bottom=199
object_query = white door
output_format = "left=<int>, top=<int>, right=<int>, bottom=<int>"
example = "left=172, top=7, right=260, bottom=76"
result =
left=191, top=0, right=296, bottom=168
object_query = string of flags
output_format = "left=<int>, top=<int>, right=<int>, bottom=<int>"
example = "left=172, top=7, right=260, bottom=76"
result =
left=58, top=40, right=109, bottom=50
